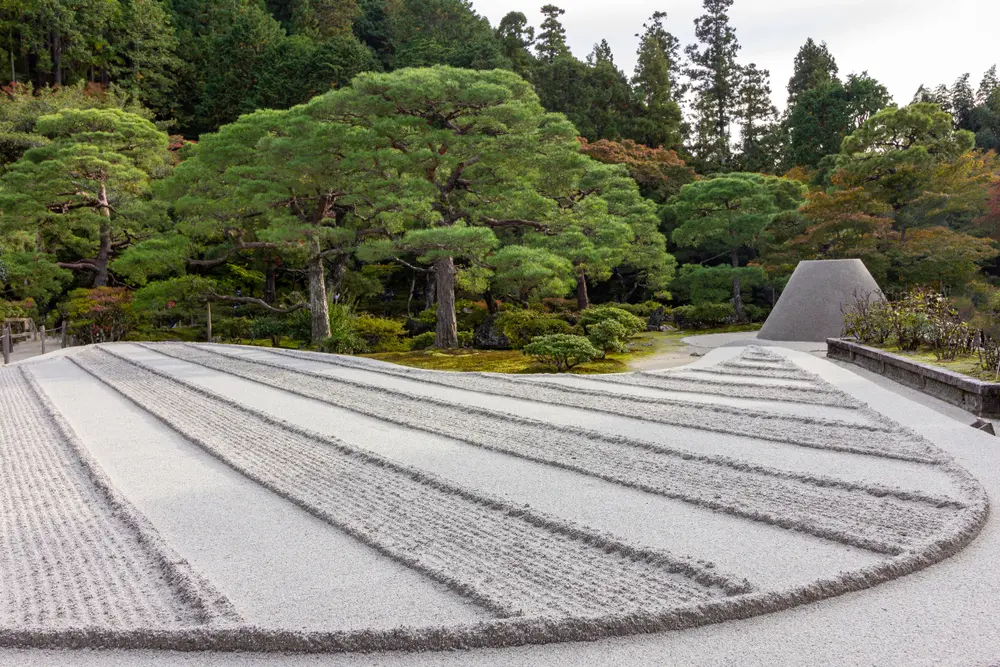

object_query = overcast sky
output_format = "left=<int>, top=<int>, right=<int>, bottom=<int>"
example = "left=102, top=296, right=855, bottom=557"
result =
left=476, top=0, right=1000, bottom=111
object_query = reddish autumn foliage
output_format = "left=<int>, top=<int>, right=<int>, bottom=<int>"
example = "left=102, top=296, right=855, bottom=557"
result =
left=977, top=179, right=1000, bottom=240
left=579, top=138, right=696, bottom=203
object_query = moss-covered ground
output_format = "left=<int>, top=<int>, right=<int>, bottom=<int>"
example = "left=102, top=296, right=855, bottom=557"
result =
left=365, top=325, right=763, bottom=375
left=877, top=347, right=998, bottom=382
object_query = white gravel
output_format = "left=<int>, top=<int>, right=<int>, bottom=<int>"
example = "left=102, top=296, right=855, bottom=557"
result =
left=27, top=358, right=487, bottom=631
left=0, top=342, right=990, bottom=662
left=135, top=343, right=965, bottom=556
left=0, top=366, right=235, bottom=631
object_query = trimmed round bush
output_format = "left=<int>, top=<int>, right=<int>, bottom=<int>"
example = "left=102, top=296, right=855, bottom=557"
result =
left=588, top=319, right=630, bottom=358
left=496, top=309, right=572, bottom=349
left=523, top=334, right=599, bottom=372
left=578, top=306, right=645, bottom=337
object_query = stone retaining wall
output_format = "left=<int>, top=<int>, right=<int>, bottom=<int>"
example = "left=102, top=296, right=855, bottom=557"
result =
left=827, top=338, right=1000, bottom=418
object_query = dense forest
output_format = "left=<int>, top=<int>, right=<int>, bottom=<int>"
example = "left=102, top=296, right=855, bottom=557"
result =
left=1, top=0, right=998, bottom=358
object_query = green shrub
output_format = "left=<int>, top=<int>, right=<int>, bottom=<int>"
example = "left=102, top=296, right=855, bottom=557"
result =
left=614, top=301, right=664, bottom=318
left=671, top=303, right=736, bottom=329
left=455, top=299, right=488, bottom=332
left=578, top=306, right=645, bottom=337
left=588, top=319, right=630, bottom=358
left=408, top=331, right=436, bottom=350
left=214, top=316, right=253, bottom=342
left=523, top=334, right=599, bottom=372
left=457, top=331, right=474, bottom=348
left=496, top=309, right=571, bottom=349
left=743, top=304, right=771, bottom=323
left=353, top=314, right=406, bottom=352
left=250, top=315, right=292, bottom=347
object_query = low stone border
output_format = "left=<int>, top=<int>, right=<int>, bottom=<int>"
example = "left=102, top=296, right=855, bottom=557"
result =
left=827, top=338, right=1000, bottom=418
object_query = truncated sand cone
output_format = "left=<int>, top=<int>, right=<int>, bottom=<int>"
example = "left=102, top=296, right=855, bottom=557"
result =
left=759, top=259, right=884, bottom=342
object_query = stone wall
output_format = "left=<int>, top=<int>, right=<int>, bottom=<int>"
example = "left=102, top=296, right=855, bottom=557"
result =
left=827, top=338, right=1000, bottom=418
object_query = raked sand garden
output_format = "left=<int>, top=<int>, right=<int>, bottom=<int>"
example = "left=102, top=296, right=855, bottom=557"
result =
left=1, top=342, right=998, bottom=666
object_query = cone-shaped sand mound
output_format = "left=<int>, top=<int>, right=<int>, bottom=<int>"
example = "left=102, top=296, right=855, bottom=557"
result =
left=759, top=259, right=884, bottom=342
left=0, top=343, right=986, bottom=654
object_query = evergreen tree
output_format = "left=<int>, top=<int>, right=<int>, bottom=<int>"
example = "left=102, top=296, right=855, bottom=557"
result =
left=951, top=73, right=975, bottom=131
left=735, top=63, right=778, bottom=173
left=535, top=4, right=568, bottom=62
left=787, top=38, right=839, bottom=106
left=0, top=108, right=170, bottom=288
left=685, top=0, right=741, bottom=170
left=287, top=0, right=360, bottom=39
left=496, top=11, right=535, bottom=76
left=588, top=39, right=614, bottom=66
left=389, top=0, right=508, bottom=70
left=784, top=73, right=890, bottom=169
left=631, top=11, right=683, bottom=149
left=978, top=65, right=999, bottom=105
left=670, top=173, right=804, bottom=321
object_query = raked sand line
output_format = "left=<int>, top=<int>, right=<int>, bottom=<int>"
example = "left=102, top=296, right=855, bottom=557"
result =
left=571, top=370, right=851, bottom=407
left=141, top=343, right=964, bottom=555
left=0, top=345, right=988, bottom=654
left=29, top=357, right=489, bottom=631
left=267, top=345, right=870, bottom=429
left=238, top=344, right=935, bottom=463
left=73, top=347, right=748, bottom=617
left=268, top=344, right=852, bottom=408
left=0, top=367, right=237, bottom=630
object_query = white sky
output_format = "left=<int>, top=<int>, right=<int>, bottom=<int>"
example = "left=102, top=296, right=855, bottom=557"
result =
left=476, top=0, right=1000, bottom=111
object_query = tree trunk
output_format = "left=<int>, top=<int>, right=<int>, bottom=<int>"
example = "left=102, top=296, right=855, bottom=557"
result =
left=731, top=248, right=746, bottom=323
left=434, top=256, right=458, bottom=349
left=576, top=272, right=590, bottom=311
left=51, top=31, right=61, bottom=86
left=484, top=289, right=499, bottom=316
left=327, top=253, right=349, bottom=300
left=424, top=270, right=437, bottom=311
left=307, top=237, right=331, bottom=343
left=93, top=183, right=112, bottom=287
left=263, top=262, right=277, bottom=304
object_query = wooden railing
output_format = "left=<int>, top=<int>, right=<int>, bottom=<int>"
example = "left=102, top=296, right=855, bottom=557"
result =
left=1, top=320, right=69, bottom=365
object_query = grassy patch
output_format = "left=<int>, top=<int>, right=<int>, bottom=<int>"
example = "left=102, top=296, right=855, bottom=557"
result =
left=363, top=349, right=630, bottom=374
left=364, top=324, right=763, bottom=375
left=879, top=347, right=998, bottom=382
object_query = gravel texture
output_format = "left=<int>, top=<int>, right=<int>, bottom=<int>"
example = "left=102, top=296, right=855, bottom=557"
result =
left=0, top=342, right=989, bottom=658
left=0, top=366, right=237, bottom=631
left=72, top=347, right=745, bottom=618
left=28, top=357, right=487, bottom=631
left=211, top=344, right=937, bottom=463
left=138, top=343, right=965, bottom=555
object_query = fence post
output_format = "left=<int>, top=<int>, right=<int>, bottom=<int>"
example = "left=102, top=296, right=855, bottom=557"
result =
left=206, top=301, right=212, bottom=343
left=2, top=325, right=9, bottom=366
left=40, top=325, right=46, bottom=355
left=61, top=321, right=68, bottom=349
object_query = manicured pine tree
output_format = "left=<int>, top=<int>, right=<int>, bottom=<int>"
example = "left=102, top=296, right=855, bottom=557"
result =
left=669, top=173, right=804, bottom=321
left=0, top=108, right=170, bottom=288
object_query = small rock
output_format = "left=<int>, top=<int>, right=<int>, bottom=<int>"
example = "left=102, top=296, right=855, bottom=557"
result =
left=690, top=352, right=703, bottom=357
left=971, top=419, right=996, bottom=436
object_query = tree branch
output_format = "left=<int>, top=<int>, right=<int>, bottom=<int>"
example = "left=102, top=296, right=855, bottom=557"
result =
left=205, top=291, right=307, bottom=314
left=483, top=218, right=547, bottom=231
